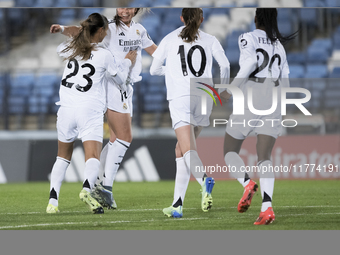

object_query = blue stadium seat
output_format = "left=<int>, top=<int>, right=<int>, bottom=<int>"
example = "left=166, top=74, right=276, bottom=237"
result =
left=140, top=14, right=161, bottom=42
left=80, top=8, right=104, bottom=19
left=305, top=64, right=328, bottom=78
left=79, top=0, right=96, bottom=7
left=141, top=15, right=161, bottom=29
left=32, top=74, right=58, bottom=97
left=278, top=21, right=293, bottom=37
left=303, top=0, right=326, bottom=6
left=51, top=95, right=60, bottom=113
left=325, top=0, right=340, bottom=7
left=310, top=38, right=333, bottom=53
left=0, top=73, right=6, bottom=88
left=33, top=0, right=54, bottom=7
left=129, top=0, right=154, bottom=7
left=8, top=96, right=26, bottom=114
left=225, top=47, right=240, bottom=65
left=150, top=0, right=172, bottom=6
left=299, top=9, right=318, bottom=26
left=209, top=8, right=231, bottom=15
left=225, top=30, right=244, bottom=49
left=150, top=7, right=166, bottom=16
left=163, top=9, right=183, bottom=27
left=10, top=73, right=35, bottom=97
left=55, top=0, right=77, bottom=7
left=332, top=32, right=340, bottom=49
left=329, top=67, right=340, bottom=78
left=158, top=23, right=178, bottom=39
left=307, top=47, right=330, bottom=63
left=289, top=64, right=305, bottom=78
left=57, top=9, right=77, bottom=25
left=148, top=76, right=166, bottom=94
left=14, top=0, right=35, bottom=7
left=277, top=8, right=293, bottom=21
left=143, top=93, right=166, bottom=112
left=28, top=96, right=50, bottom=114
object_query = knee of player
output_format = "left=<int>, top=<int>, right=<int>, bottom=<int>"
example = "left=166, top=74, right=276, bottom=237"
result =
left=116, top=133, right=133, bottom=143
left=175, top=143, right=183, bottom=158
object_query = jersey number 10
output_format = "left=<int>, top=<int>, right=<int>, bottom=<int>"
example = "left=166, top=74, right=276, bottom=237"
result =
left=178, top=45, right=207, bottom=77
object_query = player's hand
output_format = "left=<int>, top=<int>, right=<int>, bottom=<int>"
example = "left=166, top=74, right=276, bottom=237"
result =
left=50, top=24, right=62, bottom=33
left=220, top=90, right=232, bottom=102
left=125, top=50, right=137, bottom=66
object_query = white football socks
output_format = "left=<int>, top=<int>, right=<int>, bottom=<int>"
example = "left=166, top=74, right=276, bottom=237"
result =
left=224, top=152, right=250, bottom=187
left=103, top=138, right=130, bottom=187
left=183, top=150, right=204, bottom=186
left=172, top=157, right=191, bottom=206
left=259, top=160, right=275, bottom=212
left=49, top=157, right=70, bottom=207
left=83, top=158, right=100, bottom=192
left=95, top=141, right=110, bottom=185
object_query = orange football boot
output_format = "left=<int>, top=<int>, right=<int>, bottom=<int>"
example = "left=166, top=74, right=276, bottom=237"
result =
left=254, top=207, right=275, bottom=225
left=237, top=180, right=258, bottom=213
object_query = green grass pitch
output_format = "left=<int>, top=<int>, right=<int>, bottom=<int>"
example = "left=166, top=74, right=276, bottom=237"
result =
left=0, top=180, right=339, bottom=230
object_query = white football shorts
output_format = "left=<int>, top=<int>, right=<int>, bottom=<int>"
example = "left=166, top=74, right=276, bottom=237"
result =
left=226, top=81, right=282, bottom=140
left=57, top=106, right=104, bottom=143
left=169, top=95, right=213, bottom=130
left=106, top=80, right=133, bottom=117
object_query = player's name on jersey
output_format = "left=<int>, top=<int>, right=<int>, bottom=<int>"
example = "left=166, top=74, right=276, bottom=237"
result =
left=258, top=37, right=273, bottom=45
left=119, top=39, right=142, bottom=46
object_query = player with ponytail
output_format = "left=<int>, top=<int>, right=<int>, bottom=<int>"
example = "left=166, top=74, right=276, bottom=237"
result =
left=151, top=8, right=230, bottom=217
left=46, top=13, right=136, bottom=214
left=50, top=8, right=157, bottom=210
left=221, top=8, right=296, bottom=225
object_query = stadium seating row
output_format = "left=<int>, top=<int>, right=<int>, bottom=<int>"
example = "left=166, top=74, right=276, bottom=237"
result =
left=13, top=0, right=101, bottom=7
left=1, top=6, right=340, bottom=124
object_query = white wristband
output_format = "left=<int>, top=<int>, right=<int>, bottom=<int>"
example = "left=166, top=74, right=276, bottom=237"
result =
left=60, top=26, right=65, bottom=33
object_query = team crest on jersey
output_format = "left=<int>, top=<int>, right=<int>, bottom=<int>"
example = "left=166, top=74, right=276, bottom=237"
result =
left=123, top=103, right=128, bottom=110
left=136, top=29, right=140, bottom=36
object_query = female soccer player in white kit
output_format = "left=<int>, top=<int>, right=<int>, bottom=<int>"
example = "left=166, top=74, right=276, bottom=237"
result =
left=150, top=8, right=230, bottom=218
left=50, top=8, right=157, bottom=209
left=221, top=8, right=295, bottom=225
left=46, top=13, right=137, bottom=214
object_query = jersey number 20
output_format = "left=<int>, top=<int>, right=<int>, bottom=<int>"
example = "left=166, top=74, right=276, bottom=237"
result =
left=249, top=48, right=281, bottom=86
left=61, top=59, right=95, bottom=92
left=178, top=45, right=206, bottom=77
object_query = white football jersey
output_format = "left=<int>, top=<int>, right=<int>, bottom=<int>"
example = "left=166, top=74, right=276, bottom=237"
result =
left=236, top=29, right=289, bottom=84
left=152, top=26, right=227, bottom=100
left=102, top=20, right=154, bottom=83
left=56, top=42, right=119, bottom=111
